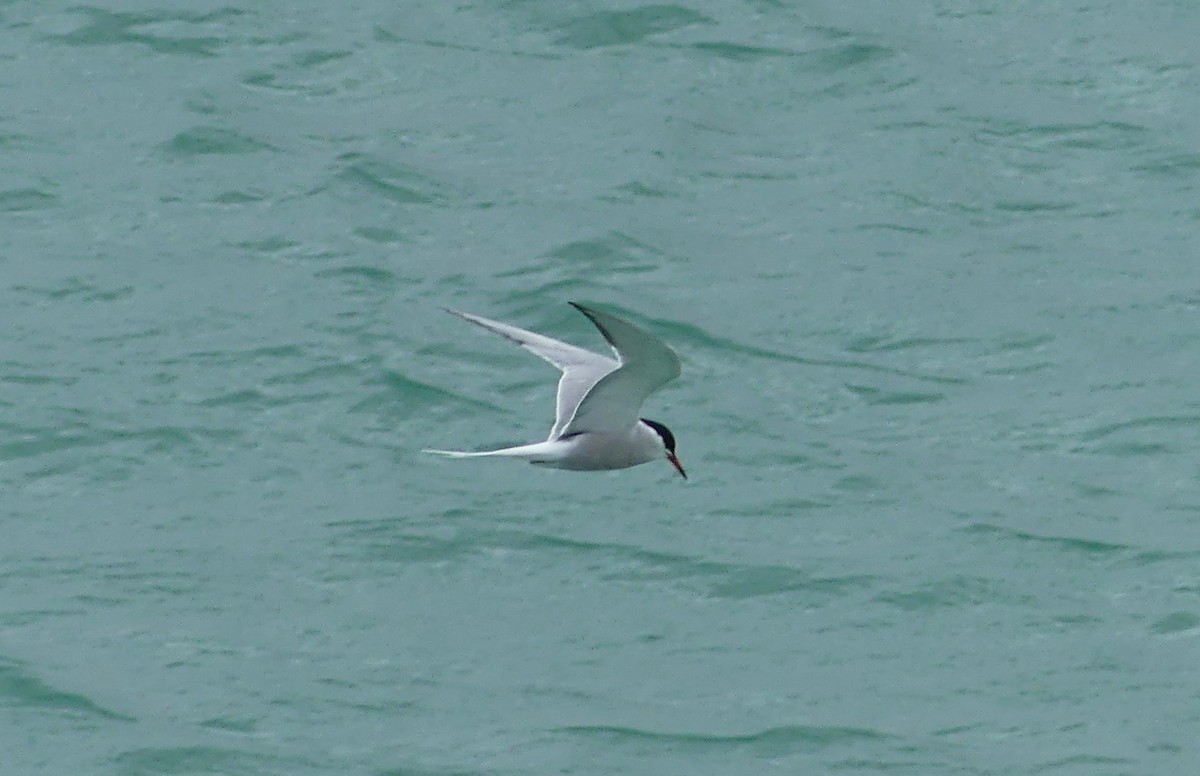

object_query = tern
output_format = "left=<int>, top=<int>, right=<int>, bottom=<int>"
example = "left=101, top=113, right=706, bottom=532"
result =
left=424, top=303, right=686, bottom=479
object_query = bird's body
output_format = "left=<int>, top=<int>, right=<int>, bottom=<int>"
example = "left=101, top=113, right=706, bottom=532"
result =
left=424, top=303, right=686, bottom=478
left=428, top=423, right=666, bottom=470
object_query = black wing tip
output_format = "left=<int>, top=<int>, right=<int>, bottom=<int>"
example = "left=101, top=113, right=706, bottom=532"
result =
left=568, top=302, right=616, bottom=344
left=569, top=301, right=605, bottom=317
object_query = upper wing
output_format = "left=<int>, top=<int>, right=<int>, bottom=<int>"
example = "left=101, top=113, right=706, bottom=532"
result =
left=444, top=309, right=618, bottom=438
left=559, top=303, right=681, bottom=435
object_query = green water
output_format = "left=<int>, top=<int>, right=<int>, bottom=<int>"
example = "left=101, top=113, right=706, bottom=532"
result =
left=4, top=2, right=1200, bottom=774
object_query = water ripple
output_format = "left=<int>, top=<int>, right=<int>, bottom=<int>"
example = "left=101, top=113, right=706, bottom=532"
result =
left=974, top=120, right=1151, bottom=153
left=111, top=745, right=311, bottom=776
left=0, top=657, right=134, bottom=722
left=163, top=127, right=274, bottom=156
left=961, top=523, right=1131, bottom=557
left=328, top=521, right=874, bottom=602
left=0, top=188, right=57, bottom=212
left=0, top=423, right=220, bottom=463
left=664, top=319, right=967, bottom=386
left=332, top=153, right=449, bottom=205
left=557, top=722, right=890, bottom=754
left=48, top=7, right=244, bottom=58
left=874, top=575, right=1027, bottom=611
left=553, top=5, right=714, bottom=49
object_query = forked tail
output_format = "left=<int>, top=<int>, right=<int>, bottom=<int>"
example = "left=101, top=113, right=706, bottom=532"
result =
left=421, top=440, right=565, bottom=464
left=421, top=448, right=500, bottom=459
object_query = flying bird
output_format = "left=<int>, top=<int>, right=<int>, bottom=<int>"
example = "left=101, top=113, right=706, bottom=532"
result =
left=424, top=302, right=686, bottom=479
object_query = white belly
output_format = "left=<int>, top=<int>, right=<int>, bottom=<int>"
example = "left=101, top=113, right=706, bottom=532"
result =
left=539, top=429, right=660, bottom=471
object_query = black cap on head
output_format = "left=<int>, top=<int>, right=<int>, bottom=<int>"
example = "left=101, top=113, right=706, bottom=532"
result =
left=640, top=418, right=676, bottom=452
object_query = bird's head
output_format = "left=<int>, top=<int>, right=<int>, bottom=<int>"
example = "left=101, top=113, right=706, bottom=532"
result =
left=640, top=418, right=686, bottom=480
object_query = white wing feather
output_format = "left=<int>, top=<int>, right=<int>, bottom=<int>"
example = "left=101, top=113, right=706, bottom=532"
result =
left=444, top=304, right=680, bottom=439
left=443, top=309, right=618, bottom=438
left=559, top=303, right=681, bottom=434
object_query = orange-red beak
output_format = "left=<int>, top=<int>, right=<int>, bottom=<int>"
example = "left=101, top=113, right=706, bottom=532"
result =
left=667, top=452, right=687, bottom=480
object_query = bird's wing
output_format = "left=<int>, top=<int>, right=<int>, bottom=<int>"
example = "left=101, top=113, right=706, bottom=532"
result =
left=559, top=303, right=681, bottom=435
left=444, top=309, right=619, bottom=438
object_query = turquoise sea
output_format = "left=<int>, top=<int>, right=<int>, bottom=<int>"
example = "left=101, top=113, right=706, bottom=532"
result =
left=4, top=2, right=1200, bottom=773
